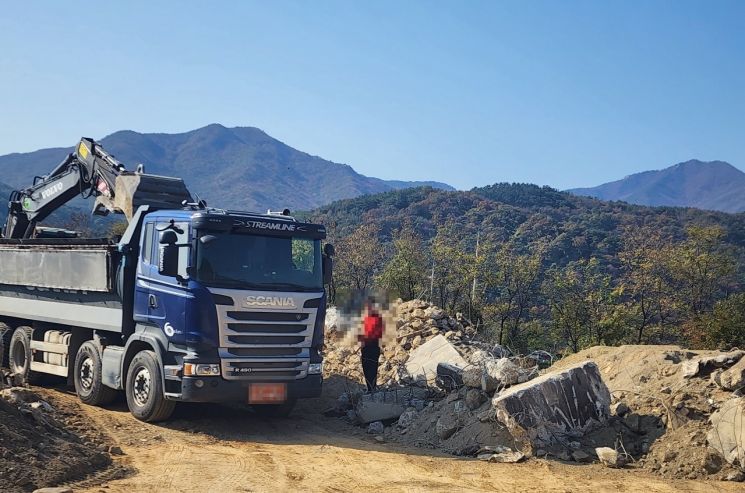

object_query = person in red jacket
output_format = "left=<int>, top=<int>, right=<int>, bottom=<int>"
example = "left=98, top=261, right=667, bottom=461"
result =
left=360, top=299, right=383, bottom=392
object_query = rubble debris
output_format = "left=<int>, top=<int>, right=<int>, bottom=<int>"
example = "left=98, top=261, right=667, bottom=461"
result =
left=571, top=450, right=592, bottom=463
left=611, top=402, right=629, bottom=417
left=436, top=414, right=459, bottom=440
left=707, top=397, right=744, bottom=469
left=325, top=300, right=745, bottom=481
left=436, top=363, right=464, bottom=391
left=476, top=446, right=525, bottom=463
left=323, top=299, right=477, bottom=388
left=396, top=408, right=418, bottom=429
left=404, top=335, right=469, bottom=386
left=491, top=361, right=611, bottom=452
left=367, top=421, right=384, bottom=435
left=464, top=389, right=484, bottom=411
left=355, top=387, right=429, bottom=424
left=719, top=358, right=745, bottom=391
left=726, top=470, right=745, bottom=482
left=681, top=350, right=745, bottom=378
left=595, top=447, right=622, bottom=468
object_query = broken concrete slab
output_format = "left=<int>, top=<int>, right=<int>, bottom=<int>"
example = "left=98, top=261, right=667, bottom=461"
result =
left=682, top=350, right=745, bottom=378
left=707, top=397, right=745, bottom=469
left=355, top=387, right=429, bottom=424
left=404, top=334, right=468, bottom=386
left=491, top=361, right=611, bottom=452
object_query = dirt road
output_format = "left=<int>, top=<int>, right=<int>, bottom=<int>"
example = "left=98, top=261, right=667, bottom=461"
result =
left=23, top=380, right=736, bottom=493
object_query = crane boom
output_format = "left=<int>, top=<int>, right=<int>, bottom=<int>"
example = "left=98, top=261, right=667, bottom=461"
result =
left=2, top=138, right=192, bottom=239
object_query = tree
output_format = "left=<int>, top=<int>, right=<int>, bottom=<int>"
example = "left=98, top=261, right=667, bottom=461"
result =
left=334, top=223, right=386, bottom=294
left=544, top=258, right=619, bottom=353
left=664, top=225, right=738, bottom=345
left=429, top=223, right=477, bottom=314
left=378, top=223, right=429, bottom=300
left=617, top=226, right=675, bottom=343
left=699, top=293, right=745, bottom=349
left=481, top=242, right=543, bottom=347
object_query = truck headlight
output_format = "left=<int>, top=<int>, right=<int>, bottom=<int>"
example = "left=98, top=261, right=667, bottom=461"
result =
left=183, top=363, right=221, bottom=376
left=308, top=363, right=323, bottom=375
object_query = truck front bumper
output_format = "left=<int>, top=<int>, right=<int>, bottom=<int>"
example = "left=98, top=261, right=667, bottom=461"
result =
left=170, top=374, right=323, bottom=403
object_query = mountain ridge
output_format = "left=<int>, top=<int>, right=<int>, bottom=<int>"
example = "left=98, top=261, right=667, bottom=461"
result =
left=0, top=124, right=453, bottom=212
left=568, top=160, right=745, bottom=213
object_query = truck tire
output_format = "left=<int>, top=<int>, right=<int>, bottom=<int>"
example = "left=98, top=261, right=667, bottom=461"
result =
left=74, top=341, right=118, bottom=406
left=0, top=322, right=12, bottom=368
left=252, top=398, right=297, bottom=418
left=125, top=350, right=175, bottom=422
left=9, top=326, right=42, bottom=385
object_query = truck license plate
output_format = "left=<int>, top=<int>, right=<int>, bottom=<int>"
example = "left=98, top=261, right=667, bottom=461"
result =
left=249, top=383, right=287, bottom=404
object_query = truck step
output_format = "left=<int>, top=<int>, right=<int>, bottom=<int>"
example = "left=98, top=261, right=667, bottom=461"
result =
left=30, top=361, right=68, bottom=377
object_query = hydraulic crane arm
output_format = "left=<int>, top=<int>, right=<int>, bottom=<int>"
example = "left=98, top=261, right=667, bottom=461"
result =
left=2, top=138, right=192, bottom=239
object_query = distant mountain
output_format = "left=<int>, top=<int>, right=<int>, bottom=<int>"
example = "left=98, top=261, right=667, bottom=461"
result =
left=310, top=183, right=745, bottom=269
left=0, top=124, right=452, bottom=213
left=568, top=160, right=745, bottom=213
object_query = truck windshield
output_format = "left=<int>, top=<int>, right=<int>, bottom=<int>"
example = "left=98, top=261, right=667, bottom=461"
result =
left=195, top=232, right=323, bottom=291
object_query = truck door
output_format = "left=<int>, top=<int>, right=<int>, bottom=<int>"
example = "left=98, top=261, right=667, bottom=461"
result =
left=148, top=221, right=190, bottom=342
left=133, top=220, right=156, bottom=324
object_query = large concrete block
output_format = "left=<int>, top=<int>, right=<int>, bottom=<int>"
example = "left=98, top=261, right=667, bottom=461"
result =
left=404, top=334, right=468, bottom=385
left=491, top=360, right=611, bottom=451
left=707, top=397, right=744, bottom=469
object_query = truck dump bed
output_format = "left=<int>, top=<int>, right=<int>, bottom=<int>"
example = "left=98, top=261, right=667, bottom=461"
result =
left=0, top=238, right=123, bottom=332
left=0, top=238, right=118, bottom=292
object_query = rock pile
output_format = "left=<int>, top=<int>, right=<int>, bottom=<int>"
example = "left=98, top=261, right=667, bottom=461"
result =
left=323, top=299, right=479, bottom=387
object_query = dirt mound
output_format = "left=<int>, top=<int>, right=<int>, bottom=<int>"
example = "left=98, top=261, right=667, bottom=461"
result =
left=0, top=376, right=122, bottom=492
left=555, top=345, right=744, bottom=480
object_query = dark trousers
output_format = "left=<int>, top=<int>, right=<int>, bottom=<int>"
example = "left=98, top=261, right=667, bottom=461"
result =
left=361, top=343, right=381, bottom=392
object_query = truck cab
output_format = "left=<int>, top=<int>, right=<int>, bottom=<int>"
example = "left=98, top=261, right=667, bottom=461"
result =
left=129, top=208, right=329, bottom=412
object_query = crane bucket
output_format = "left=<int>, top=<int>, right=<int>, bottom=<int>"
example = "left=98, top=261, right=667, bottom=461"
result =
left=94, top=172, right=193, bottom=220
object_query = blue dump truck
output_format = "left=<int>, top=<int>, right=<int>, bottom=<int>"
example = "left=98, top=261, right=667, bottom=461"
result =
left=0, top=138, right=333, bottom=421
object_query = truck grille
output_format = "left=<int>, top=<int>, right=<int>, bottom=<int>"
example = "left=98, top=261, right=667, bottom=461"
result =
left=208, top=288, right=322, bottom=381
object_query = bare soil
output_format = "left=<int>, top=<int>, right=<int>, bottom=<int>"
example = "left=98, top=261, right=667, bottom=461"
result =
left=4, top=376, right=735, bottom=493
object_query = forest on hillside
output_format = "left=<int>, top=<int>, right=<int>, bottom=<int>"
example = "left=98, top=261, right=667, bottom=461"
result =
left=309, top=184, right=745, bottom=354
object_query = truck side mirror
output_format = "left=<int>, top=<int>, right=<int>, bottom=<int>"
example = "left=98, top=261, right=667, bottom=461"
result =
left=158, top=231, right=179, bottom=277
left=323, top=243, right=335, bottom=257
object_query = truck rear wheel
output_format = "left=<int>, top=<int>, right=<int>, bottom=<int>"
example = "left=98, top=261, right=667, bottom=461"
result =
left=9, top=326, right=42, bottom=385
left=0, top=322, right=12, bottom=368
left=125, top=350, right=175, bottom=422
left=74, top=341, right=118, bottom=406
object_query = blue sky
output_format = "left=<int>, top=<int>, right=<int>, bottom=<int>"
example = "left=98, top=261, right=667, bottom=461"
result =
left=0, top=1, right=743, bottom=190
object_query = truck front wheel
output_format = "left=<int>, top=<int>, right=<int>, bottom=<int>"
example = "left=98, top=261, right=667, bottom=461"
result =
left=125, top=350, right=175, bottom=422
left=9, top=326, right=42, bottom=384
left=74, top=342, right=118, bottom=406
